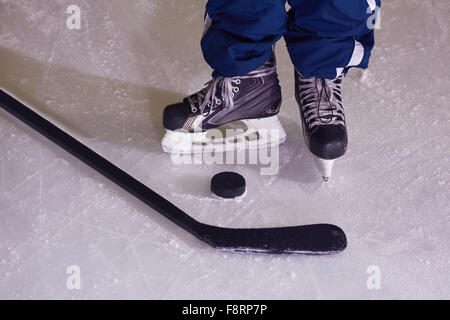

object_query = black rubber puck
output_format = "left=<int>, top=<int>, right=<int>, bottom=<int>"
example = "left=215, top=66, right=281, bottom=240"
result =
left=211, top=172, right=246, bottom=199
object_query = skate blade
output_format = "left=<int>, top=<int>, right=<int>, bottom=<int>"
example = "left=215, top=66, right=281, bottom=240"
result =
left=313, top=157, right=335, bottom=182
left=161, top=116, right=287, bottom=154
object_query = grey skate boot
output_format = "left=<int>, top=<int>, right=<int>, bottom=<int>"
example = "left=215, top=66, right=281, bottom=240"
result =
left=162, top=56, right=286, bottom=154
left=295, top=69, right=348, bottom=181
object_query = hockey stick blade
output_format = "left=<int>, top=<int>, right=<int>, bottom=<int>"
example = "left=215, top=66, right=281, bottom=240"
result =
left=0, top=89, right=347, bottom=255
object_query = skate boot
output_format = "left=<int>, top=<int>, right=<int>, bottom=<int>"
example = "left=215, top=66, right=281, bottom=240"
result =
left=162, top=56, right=286, bottom=154
left=295, top=69, right=348, bottom=181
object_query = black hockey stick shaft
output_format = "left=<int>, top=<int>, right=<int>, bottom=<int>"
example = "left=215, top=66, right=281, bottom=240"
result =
left=0, top=89, right=201, bottom=235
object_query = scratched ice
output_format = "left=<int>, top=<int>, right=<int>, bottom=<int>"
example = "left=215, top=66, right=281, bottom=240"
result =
left=0, top=0, right=449, bottom=299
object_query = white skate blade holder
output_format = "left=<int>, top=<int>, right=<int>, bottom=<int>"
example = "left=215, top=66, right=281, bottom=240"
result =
left=162, top=115, right=286, bottom=154
left=314, top=157, right=335, bottom=182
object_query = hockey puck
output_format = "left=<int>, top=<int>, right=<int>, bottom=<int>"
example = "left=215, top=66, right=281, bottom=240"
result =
left=211, top=172, right=246, bottom=199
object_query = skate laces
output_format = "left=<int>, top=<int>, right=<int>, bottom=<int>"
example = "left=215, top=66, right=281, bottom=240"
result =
left=187, top=63, right=277, bottom=115
left=297, top=71, right=345, bottom=129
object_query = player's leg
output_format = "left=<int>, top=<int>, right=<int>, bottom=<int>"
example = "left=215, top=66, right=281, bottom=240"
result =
left=285, top=0, right=380, bottom=180
left=285, top=0, right=380, bottom=79
left=202, top=0, right=287, bottom=77
left=162, top=0, right=289, bottom=154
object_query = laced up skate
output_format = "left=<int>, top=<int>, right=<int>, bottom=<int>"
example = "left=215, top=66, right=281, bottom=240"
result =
left=162, top=56, right=286, bottom=154
left=295, top=69, right=348, bottom=181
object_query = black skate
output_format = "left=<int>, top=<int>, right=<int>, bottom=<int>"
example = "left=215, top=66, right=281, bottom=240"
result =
left=162, top=56, right=286, bottom=154
left=295, top=69, right=348, bottom=181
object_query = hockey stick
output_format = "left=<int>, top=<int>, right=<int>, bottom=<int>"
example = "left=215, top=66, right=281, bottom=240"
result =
left=0, top=89, right=347, bottom=254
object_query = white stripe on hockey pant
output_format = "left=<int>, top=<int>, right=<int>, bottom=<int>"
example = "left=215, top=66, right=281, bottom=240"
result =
left=202, top=13, right=212, bottom=37
left=347, top=40, right=365, bottom=67
left=336, top=39, right=365, bottom=77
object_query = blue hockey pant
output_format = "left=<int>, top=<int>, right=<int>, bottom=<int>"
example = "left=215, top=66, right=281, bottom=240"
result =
left=201, top=0, right=381, bottom=79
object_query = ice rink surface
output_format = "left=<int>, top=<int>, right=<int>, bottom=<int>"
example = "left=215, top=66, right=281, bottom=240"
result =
left=0, top=0, right=449, bottom=299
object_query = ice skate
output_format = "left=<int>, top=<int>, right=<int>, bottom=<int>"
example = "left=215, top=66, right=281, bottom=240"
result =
left=162, top=56, right=286, bottom=154
left=295, top=69, right=348, bottom=182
